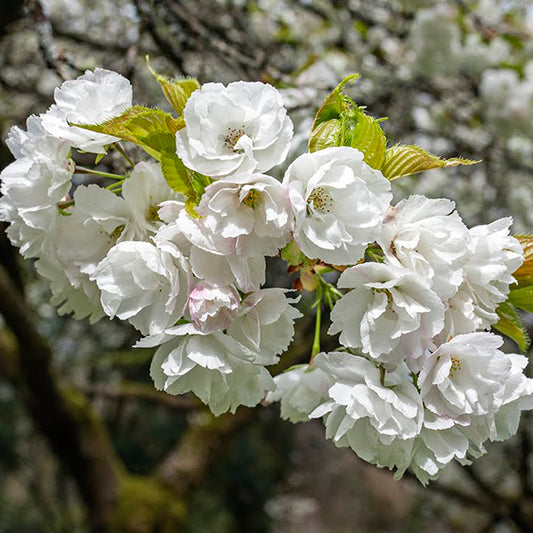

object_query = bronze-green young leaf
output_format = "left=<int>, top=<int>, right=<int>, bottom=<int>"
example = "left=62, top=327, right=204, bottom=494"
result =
left=508, top=285, right=533, bottom=314
left=310, top=73, right=359, bottom=131
left=146, top=56, right=200, bottom=116
left=72, top=106, right=184, bottom=161
left=380, top=144, right=480, bottom=180
left=340, top=109, right=386, bottom=169
left=512, top=234, right=533, bottom=288
left=160, top=152, right=196, bottom=199
left=308, top=74, right=386, bottom=168
left=308, top=119, right=340, bottom=153
left=493, top=301, right=530, bottom=352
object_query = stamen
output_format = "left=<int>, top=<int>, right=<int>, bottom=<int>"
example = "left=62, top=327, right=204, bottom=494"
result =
left=242, top=188, right=262, bottom=209
left=224, top=124, right=247, bottom=151
left=308, top=186, right=334, bottom=214
left=146, top=204, right=161, bottom=222
left=450, top=357, right=461, bottom=377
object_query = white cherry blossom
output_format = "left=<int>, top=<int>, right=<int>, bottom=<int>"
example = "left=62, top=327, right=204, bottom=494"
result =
left=267, top=365, right=334, bottom=423
left=41, top=68, right=132, bottom=153
left=445, top=218, right=523, bottom=336
left=283, top=147, right=392, bottom=265
left=228, top=289, right=302, bottom=365
left=309, top=353, right=423, bottom=464
left=419, top=332, right=512, bottom=419
left=175, top=209, right=266, bottom=292
left=121, top=162, right=177, bottom=237
left=0, top=135, right=74, bottom=258
left=193, top=173, right=293, bottom=258
left=35, top=253, right=105, bottom=323
left=176, top=81, right=293, bottom=177
left=379, top=195, right=473, bottom=299
left=144, top=324, right=275, bottom=415
left=93, top=241, right=191, bottom=335
left=329, top=262, right=445, bottom=367
left=188, top=281, right=240, bottom=333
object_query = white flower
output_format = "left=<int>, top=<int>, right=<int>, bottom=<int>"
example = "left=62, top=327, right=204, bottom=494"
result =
left=175, top=81, right=293, bottom=177
left=283, top=147, right=392, bottom=265
left=144, top=324, right=275, bottom=415
left=188, top=282, right=240, bottom=333
left=193, top=174, right=293, bottom=258
left=329, top=262, right=445, bottom=367
left=267, top=365, right=334, bottom=423
left=54, top=185, right=131, bottom=281
left=121, top=162, right=177, bottom=237
left=41, top=68, right=132, bottom=153
left=35, top=253, right=105, bottom=323
left=467, top=352, right=533, bottom=443
left=228, top=289, right=302, bottom=365
left=0, top=135, right=74, bottom=257
left=445, top=218, right=523, bottom=336
left=173, top=209, right=266, bottom=292
left=379, top=195, right=473, bottom=299
left=6, top=115, right=46, bottom=159
left=93, top=241, right=191, bottom=335
left=309, top=352, right=423, bottom=466
left=419, top=332, right=512, bottom=419
left=407, top=411, right=471, bottom=485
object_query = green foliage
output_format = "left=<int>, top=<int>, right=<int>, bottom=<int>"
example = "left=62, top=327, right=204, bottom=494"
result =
left=146, top=56, right=200, bottom=115
left=309, top=74, right=386, bottom=168
left=380, top=144, right=480, bottom=180
left=281, top=239, right=314, bottom=268
left=73, top=105, right=184, bottom=160
left=513, top=234, right=533, bottom=288
left=75, top=106, right=212, bottom=208
left=309, top=74, right=479, bottom=178
left=508, top=286, right=533, bottom=314
left=494, top=301, right=530, bottom=353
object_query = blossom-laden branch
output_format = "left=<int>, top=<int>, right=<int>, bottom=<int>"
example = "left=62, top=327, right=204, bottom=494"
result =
left=1, top=64, right=533, bottom=489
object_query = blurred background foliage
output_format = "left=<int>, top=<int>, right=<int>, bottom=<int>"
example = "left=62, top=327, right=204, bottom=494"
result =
left=2, top=0, right=533, bottom=531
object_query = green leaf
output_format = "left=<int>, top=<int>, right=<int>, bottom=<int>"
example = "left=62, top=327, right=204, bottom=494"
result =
left=160, top=152, right=196, bottom=199
left=512, top=234, right=533, bottom=288
left=309, top=120, right=340, bottom=153
left=95, top=152, right=106, bottom=165
left=493, top=301, right=530, bottom=352
left=380, top=144, right=480, bottom=180
left=310, top=74, right=359, bottom=130
left=146, top=56, right=200, bottom=115
left=281, top=239, right=313, bottom=267
left=308, top=74, right=386, bottom=168
left=508, top=285, right=533, bottom=314
left=73, top=106, right=184, bottom=160
left=340, top=109, right=386, bottom=169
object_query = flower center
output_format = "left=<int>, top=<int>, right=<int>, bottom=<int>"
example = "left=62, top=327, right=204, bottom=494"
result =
left=110, top=224, right=125, bottom=241
left=146, top=203, right=161, bottom=222
left=449, top=357, right=461, bottom=378
left=374, top=287, right=394, bottom=307
left=308, top=186, right=334, bottom=214
left=242, top=188, right=262, bottom=209
left=224, top=125, right=247, bottom=151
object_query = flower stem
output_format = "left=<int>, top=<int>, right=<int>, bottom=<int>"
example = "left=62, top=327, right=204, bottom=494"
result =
left=310, top=283, right=323, bottom=363
left=114, top=143, right=134, bottom=167
left=75, top=166, right=124, bottom=180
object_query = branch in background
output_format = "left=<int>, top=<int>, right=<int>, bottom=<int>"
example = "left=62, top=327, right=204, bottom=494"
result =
left=81, top=381, right=200, bottom=410
left=0, top=263, right=120, bottom=533
left=25, top=0, right=80, bottom=81
left=156, top=407, right=255, bottom=496
left=132, top=0, right=186, bottom=75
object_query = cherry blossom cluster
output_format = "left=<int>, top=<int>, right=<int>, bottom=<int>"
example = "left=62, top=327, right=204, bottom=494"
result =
left=1, top=68, right=531, bottom=484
